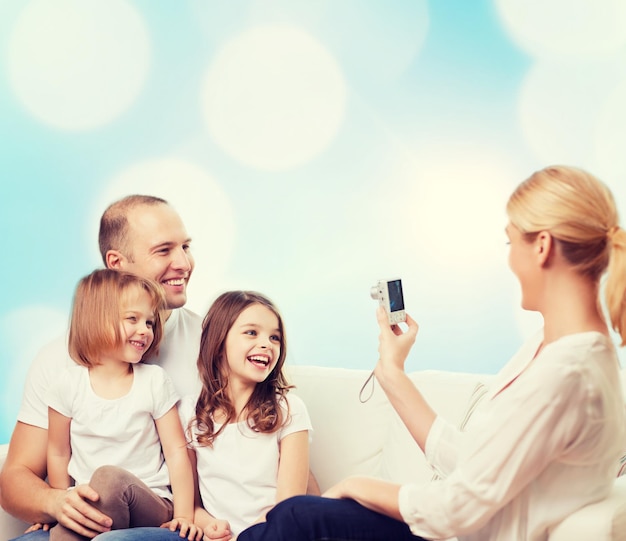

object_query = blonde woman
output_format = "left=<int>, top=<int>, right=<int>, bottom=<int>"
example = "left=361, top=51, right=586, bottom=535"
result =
left=239, top=165, right=626, bottom=541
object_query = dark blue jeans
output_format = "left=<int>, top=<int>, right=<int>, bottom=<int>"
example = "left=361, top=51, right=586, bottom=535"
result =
left=238, top=495, right=426, bottom=541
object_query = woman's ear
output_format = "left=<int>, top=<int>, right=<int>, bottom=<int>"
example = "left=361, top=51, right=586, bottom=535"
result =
left=535, top=231, right=553, bottom=267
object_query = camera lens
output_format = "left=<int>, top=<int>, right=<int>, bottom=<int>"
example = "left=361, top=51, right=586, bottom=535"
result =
left=370, top=286, right=380, bottom=300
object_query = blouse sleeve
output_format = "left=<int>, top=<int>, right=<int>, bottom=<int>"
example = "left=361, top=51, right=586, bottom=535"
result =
left=398, top=360, right=592, bottom=539
left=423, top=414, right=463, bottom=478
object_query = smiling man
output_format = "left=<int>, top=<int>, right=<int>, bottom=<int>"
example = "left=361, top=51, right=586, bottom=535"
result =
left=0, top=195, right=203, bottom=540
left=99, top=196, right=201, bottom=395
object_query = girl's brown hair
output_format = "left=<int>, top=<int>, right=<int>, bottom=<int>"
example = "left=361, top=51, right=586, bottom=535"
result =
left=68, top=269, right=166, bottom=367
left=193, top=290, right=292, bottom=446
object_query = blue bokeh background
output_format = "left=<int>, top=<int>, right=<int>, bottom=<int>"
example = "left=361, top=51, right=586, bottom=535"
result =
left=2, top=0, right=626, bottom=443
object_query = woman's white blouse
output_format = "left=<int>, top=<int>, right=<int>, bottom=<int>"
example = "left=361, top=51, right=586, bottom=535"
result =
left=399, top=331, right=626, bottom=541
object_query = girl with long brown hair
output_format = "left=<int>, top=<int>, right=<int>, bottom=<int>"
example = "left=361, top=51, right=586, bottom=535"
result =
left=182, top=291, right=311, bottom=540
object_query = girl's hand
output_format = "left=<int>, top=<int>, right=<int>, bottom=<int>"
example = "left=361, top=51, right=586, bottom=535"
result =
left=161, top=517, right=204, bottom=540
left=375, top=306, right=418, bottom=375
left=24, top=522, right=52, bottom=533
left=203, top=518, right=233, bottom=541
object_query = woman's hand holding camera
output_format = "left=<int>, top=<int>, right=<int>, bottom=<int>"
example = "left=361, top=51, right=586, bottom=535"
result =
left=374, top=305, right=418, bottom=379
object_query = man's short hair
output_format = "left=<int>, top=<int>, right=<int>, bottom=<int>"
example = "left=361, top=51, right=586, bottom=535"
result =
left=98, top=194, right=168, bottom=264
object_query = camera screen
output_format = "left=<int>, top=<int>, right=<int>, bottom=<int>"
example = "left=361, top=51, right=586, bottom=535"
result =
left=388, top=279, right=404, bottom=312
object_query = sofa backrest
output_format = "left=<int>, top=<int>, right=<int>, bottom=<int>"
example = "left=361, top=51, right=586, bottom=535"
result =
left=287, top=365, right=393, bottom=492
left=381, top=370, right=487, bottom=486
left=287, top=365, right=487, bottom=492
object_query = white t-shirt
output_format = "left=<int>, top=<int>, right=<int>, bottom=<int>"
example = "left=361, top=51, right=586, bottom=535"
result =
left=142, top=307, right=202, bottom=397
left=47, top=363, right=178, bottom=499
left=399, top=330, right=626, bottom=541
left=18, top=307, right=202, bottom=429
left=181, top=393, right=312, bottom=536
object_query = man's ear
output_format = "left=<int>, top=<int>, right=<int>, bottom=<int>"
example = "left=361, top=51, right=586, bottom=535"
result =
left=536, top=231, right=553, bottom=267
left=105, top=250, right=126, bottom=270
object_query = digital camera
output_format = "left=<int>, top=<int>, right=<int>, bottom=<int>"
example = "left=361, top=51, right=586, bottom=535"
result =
left=370, top=278, right=406, bottom=325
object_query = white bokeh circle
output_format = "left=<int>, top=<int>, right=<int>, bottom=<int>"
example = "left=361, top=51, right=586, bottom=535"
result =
left=394, top=148, right=543, bottom=346
left=319, top=0, right=429, bottom=84
left=400, top=147, right=518, bottom=279
left=496, top=0, right=626, bottom=57
left=201, top=25, right=347, bottom=171
left=91, top=159, right=236, bottom=315
left=7, top=0, right=151, bottom=131
left=517, top=58, right=626, bottom=166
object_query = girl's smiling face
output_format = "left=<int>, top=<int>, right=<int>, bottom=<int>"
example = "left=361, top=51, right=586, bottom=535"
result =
left=223, top=303, right=281, bottom=387
left=115, top=286, right=156, bottom=364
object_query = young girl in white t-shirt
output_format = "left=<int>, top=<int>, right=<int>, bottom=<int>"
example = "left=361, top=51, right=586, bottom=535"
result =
left=44, top=269, right=201, bottom=541
left=182, top=291, right=312, bottom=540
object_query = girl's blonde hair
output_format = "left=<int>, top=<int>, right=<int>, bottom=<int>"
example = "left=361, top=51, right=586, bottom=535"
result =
left=69, top=269, right=166, bottom=367
left=193, top=290, right=292, bottom=447
left=506, top=165, right=626, bottom=344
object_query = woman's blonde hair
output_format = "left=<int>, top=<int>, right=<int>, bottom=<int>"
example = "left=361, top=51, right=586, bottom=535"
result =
left=69, top=269, right=166, bottom=367
left=506, top=165, right=626, bottom=345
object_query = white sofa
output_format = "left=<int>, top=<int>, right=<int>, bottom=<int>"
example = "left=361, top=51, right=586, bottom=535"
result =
left=1, top=365, right=625, bottom=540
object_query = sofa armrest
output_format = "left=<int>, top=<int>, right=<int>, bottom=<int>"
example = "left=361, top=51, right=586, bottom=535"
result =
left=0, top=443, right=32, bottom=539
left=549, top=476, right=626, bottom=541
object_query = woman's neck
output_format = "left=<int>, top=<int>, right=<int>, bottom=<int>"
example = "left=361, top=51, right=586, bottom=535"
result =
left=540, top=270, right=607, bottom=345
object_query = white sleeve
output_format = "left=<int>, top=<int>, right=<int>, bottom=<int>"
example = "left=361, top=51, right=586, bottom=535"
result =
left=423, top=414, right=463, bottom=478
left=46, top=367, right=79, bottom=418
left=398, top=363, right=589, bottom=539
left=18, top=335, right=72, bottom=429
left=145, top=364, right=181, bottom=419
left=178, top=393, right=198, bottom=443
left=279, top=393, right=313, bottom=441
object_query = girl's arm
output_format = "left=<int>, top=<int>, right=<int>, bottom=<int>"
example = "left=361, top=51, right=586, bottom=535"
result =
left=250, top=429, right=309, bottom=526
left=155, top=406, right=196, bottom=524
left=47, top=407, right=72, bottom=489
left=193, top=504, right=231, bottom=540
left=275, top=430, right=310, bottom=503
left=187, top=448, right=232, bottom=541
left=373, top=307, right=436, bottom=452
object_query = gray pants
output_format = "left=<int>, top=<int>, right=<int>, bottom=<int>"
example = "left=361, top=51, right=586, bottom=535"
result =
left=50, top=466, right=173, bottom=541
